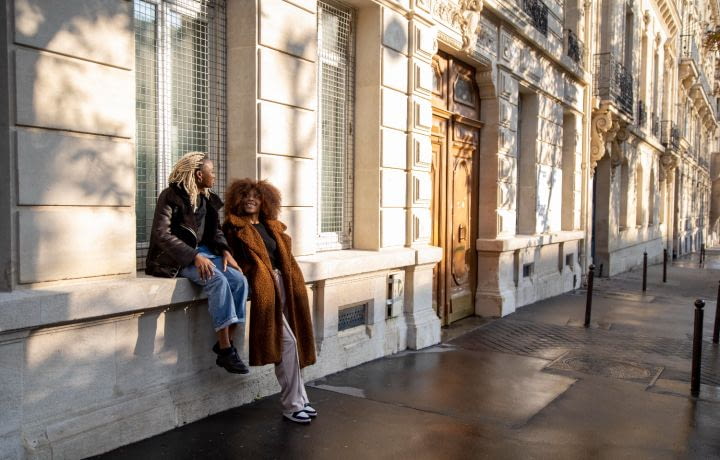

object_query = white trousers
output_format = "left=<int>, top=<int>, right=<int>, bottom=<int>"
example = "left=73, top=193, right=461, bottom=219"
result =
left=272, top=270, right=309, bottom=414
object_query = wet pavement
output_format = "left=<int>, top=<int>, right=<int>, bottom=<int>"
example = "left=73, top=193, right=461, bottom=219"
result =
left=94, top=254, right=720, bottom=459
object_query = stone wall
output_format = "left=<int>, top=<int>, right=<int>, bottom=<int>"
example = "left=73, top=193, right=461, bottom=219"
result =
left=0, top=0, right=443, bottom=458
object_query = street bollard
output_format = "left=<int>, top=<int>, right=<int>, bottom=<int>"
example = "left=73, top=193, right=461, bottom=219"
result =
left=691, top=299, right=705, bottom=397
left=584, top=264, right=595, bottom=328
left=714, top=281, right=720, bottom=344
left=599, top=263, right=604, bottom=278
left=663, top=248, right=667, bottom=283
left=642, top=251, right=648, bottom=292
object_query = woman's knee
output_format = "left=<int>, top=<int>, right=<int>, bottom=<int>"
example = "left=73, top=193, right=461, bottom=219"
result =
left=205, top=266, right=229, bottom=287
left=225, top=267, right=248, bottom=288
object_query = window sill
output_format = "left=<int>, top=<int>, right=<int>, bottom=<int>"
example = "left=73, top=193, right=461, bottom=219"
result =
left=476, top=230, right=585, bottom=252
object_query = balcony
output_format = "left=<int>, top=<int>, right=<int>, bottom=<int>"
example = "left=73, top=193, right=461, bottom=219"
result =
left=698, top=73, right=712, bottom=98
left=700, top=155, right=709, bottom=169
left=594, top=53, right=634, bottom=118
left=565, top=29, right=584, bottom=66
left=522, top=0, right=549, bottom=36
left=681, top=34, right=700, bottom=63
left=660, top=120, right=680, bottom=149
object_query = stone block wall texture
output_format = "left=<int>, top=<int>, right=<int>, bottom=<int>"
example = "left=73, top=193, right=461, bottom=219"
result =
left=0, top=1, right=445, bottom=458
left=11, top=0, right=135, bottom=285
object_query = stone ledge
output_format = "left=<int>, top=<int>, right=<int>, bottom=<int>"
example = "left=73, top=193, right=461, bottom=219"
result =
left=296, top=247, right=441, bottom=282
left=476, top=231, right=586, bottom=252
left=0, top=275, right=206, bottom=335
left=0, top=247, right=443, bottom=334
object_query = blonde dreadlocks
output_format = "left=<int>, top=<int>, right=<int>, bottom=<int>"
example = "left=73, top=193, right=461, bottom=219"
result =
left=168, top=151, right=210, bottom=210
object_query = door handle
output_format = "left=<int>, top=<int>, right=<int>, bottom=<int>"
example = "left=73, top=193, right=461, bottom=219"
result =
left=458, top=224, right=466, bottom=242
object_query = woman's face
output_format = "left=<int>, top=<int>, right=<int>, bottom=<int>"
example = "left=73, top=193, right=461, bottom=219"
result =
left=241, top=189, right=262, bottom=216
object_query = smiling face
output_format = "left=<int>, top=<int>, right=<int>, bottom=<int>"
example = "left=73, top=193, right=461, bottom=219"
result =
left=241, top=189, right=262, bottom=218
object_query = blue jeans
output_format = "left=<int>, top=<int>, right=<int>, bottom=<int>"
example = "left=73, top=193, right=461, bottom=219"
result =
left=180, top=247, right=248, bottom=331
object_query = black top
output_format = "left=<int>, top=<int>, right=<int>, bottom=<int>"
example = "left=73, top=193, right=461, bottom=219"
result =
left=144, top=184, right=230, bottom=278
left=194, top=195, right=207, bottom=244
left=254, top=222, right=279, bottom=269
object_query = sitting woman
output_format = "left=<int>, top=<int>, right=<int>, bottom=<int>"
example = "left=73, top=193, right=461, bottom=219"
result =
left=223, top=178, right=318, bottom=424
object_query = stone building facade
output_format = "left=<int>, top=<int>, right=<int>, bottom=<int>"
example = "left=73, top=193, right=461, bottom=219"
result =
left=0, top=0, right=714, bottom=458
left=590, top=0, right=718, bottom=276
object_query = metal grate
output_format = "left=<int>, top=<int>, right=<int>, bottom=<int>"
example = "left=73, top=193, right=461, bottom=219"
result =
left=317, top=0, right=355, bottom=250
left=134, top=0, right=226, bottom=268
left=338, top=302, right=367, bottom=331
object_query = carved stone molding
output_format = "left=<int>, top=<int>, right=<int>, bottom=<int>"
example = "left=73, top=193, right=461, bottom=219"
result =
left=661, top=152, right=679, bottom=182
left=610, top=123, right=629, bottom=167
left=590, top=109, right=613, bottom=171
left=432, top=0, right=484, bottom=52
left=590, top=108, right=632, bottom=173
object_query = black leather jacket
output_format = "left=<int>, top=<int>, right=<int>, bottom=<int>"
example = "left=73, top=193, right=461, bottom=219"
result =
left=145, top=183, right=230, bottom=278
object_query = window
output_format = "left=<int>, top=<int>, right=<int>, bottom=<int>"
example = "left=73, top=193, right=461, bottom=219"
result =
left=317, top=0, right=355, bottom=250
left=636, top=164, right=644, bottom=226
left=648, top=168, right=655, bottom=225
left=561, top=112, right=577, bottom=231
left=624, top=7, right=634, bottom=71
left=517, top=91, right=539, bottom=235
left=522, top=263, right=534, bottom=278
left=134, top=0, right=226, bottom=267
left=620, top=159, right=629, bottom=229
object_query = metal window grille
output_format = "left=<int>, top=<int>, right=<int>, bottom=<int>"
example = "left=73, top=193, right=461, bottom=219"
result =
left=134, top=0, right=226, bottom=268
left=317, top=0, right=355, bottom=250
left=338, top=302, right=368, bottom=331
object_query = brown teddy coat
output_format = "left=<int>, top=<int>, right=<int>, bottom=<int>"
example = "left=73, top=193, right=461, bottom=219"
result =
left=223, top=214, right=316, bottom=368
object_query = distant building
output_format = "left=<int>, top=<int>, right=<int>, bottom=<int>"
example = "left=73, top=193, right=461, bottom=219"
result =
left=591, top=0, right=717, bottom=275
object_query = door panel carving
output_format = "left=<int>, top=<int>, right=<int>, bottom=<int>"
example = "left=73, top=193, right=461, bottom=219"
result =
left=431, top=51, right=481, bottom=325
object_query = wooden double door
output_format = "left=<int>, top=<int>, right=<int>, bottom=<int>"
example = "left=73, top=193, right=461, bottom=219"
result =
left=431, top=52, right=482, bottom=325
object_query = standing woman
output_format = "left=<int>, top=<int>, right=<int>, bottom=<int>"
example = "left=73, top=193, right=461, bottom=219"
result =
left=223, top=178, right=318, bottom=424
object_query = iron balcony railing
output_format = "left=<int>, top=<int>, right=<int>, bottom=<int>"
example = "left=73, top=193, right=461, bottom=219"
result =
left=594, top=53, right=634, bottom=117
left=660, top=120, right=680, bottom=149
left=637, top=100, right=647, bottom=127
left=565, top=29, right=584, bottom=66
left=681, top=34, right=700, bottom=63
left=700, top=156, right=709, bottom=169
left=522, top=0, right=549, bottom=36
left=698, top=73, right=712, bottom=98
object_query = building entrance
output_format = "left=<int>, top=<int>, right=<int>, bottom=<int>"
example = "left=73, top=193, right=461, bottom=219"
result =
left=430, top=52, right=482, bottom=325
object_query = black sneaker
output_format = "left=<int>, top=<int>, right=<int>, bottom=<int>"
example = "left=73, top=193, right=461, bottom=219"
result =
left=215, top=352, right=249, bottom=374
left=283, top=410, right=311, bottom=424
left=303, top=403, right=317, bottom=417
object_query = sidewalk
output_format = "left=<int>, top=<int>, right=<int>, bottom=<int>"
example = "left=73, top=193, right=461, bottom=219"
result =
left=93, top=254, right=720, bottom=459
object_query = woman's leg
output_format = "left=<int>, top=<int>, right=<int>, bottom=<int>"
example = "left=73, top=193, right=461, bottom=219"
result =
left=180, top=263, right=240, bottom=332
left=274, top=315, right=307, bottom=414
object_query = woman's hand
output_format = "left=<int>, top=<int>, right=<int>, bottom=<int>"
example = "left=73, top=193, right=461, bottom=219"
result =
left=223, top=250, right=241, bottom=272
left=194, top=253, right=215, bottom=281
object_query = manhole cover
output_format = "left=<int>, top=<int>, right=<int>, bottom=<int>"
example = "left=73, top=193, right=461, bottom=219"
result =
left=546, top=352, right=662, bottom=384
